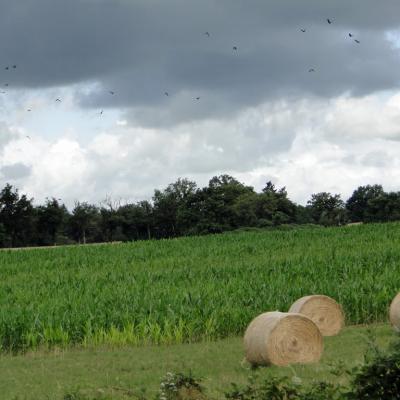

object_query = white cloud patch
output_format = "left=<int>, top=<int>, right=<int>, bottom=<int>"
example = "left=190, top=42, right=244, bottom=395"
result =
left=386, top=29, right=400, bottom=49
left=1, top=137, right=93, bottom=204
left=1, top=91, right=400, bottom=207
left=323, top=93, right=400, bottom=141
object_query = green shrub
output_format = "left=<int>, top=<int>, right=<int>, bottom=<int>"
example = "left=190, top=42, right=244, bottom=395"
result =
left=225, top=375, right=344, bottom=400
left=157, top=372, right=206, bottom=400
left=302, top=381, right=345, bottom=400
left=225, top=375, right=301, bottom=399
left=349, top=336, right=400, bottom=399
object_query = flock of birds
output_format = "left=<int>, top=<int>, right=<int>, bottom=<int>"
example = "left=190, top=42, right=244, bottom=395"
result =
left=304, top=18, right=361, bottom=72
left=0, top=17, right=361, bottom=130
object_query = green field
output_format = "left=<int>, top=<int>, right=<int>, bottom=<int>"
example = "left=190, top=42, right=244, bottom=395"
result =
left=0, top=223, right=399, bottom=352
left=0, top=325, right=395, bottom=399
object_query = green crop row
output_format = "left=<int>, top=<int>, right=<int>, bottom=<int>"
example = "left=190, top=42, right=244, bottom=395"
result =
left=0, top=223, right=399, bottom=352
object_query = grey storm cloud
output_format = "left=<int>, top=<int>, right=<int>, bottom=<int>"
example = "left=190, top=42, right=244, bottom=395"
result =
left=1, top=0, right=400, bottom=126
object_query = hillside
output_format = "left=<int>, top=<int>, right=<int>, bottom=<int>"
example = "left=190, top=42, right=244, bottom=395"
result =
left=1, top=223, right=399, bottom=352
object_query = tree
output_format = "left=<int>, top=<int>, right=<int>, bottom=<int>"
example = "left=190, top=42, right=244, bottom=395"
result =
left=0, top=222, right=6, bottom=246
left=365, top=191, right=400, bottom=223
left=37, top=198, right=69, bottom=245
left=68, top=202, right=100, bottom=244
left=0, top=184, right=35, bottom=247
left=99, top=197, right=125, bottom=242
left=232, top=192, right=259, bottom=227
left=346, top=185, right=385, bottom=222
left=257, top=181, right=297, bottom=225
left=294, top=205, right=313, bottom=224
left=196, top=175, right=255, bottom=232
left=4, top=177, right=400, bottom=247
left=137, top=200, right=153, bottom=240
left=118, top=200, right=154, bottom=241
left=307, top=192, right=347, bottom=226
left=153, top=178, right=198, bottom=237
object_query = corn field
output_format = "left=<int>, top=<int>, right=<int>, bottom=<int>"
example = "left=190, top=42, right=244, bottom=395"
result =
left=0, top=223, right=399, bottom=352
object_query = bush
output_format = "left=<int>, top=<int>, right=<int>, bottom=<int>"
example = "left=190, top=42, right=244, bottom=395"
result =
left=349, top=336, right=400, bottom=399
left=225, top=375, right=301, bottom=399
left=157, top=372, right=206, bottom=400
left=225, top=375, right=344, bottom=400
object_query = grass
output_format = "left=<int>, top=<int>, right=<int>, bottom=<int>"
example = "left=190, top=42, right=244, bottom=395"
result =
left=0, top=324, right=395, bottom=399
left=0, top=222, right=400, bottom=351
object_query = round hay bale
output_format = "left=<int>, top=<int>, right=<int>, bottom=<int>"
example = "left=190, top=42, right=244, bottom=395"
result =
left=288, top=295, right=344, bottom=336
left=390, top=293, right=400, bottom=332
left=243, top=311, right=323, bottom=367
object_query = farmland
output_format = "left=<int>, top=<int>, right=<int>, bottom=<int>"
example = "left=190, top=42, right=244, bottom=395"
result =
left=0, top=325, right=394, bottom=399
left=0, top=223, right=399, bottom=352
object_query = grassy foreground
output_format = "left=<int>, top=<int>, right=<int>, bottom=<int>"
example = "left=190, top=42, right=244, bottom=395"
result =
left=0, top=324, right=395, bottom=399
left=1, top=223, right=400, bottom=351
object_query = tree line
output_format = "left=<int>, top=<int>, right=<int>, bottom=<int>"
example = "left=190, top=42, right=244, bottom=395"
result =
left=0, top=176, right=399, bottom=248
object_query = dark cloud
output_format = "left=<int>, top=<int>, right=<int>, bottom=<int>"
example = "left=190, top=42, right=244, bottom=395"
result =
left=1, top=0, right=400, bottom=126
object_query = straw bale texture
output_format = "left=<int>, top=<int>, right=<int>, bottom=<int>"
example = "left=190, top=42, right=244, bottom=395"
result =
left=390, top=293, right=400, bottom=332
left=243, top=311, right=323, bottom=366
left=289, top=295, right=344, bottom=336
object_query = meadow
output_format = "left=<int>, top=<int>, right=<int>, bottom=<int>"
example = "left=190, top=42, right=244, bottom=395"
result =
left=0, top=325, right=394, bottom=399
left=0, top=223, right=399, bottom=352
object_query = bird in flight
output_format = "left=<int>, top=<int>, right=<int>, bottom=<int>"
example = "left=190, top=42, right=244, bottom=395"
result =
left=5, top=66, right=9, bottom=70
left=204, top=32, right=210, bottom=37
left=349, top=33, right=353, bottom=37
left=12, top=65, right=16, bottom=69
left=4, top=83, right=9, bottom=87
left=300, top=28, right=306, bottom=33
left=308, top=68, right=315, bottom=72
left=55, top=98, right=61, bottom=102
left=26, top=135, right=31, bottom=139
left=327, top=18, right=332, bottom=24
left=27, top=109, right=32, bottom=112
left=99, top=110, right=103, bottom=115
left=164, top=92, right=169, bottom=96
left=109, top=91, right=115, bottom=95
left=196, top=97, right=200, bottom=100
left=233, top=46, right=238, bottom=51
left=354, top=39, right=360, bottom=44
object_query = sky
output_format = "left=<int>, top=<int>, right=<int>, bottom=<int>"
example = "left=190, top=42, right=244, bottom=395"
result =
left=1, top=0, right=400, bottom=207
